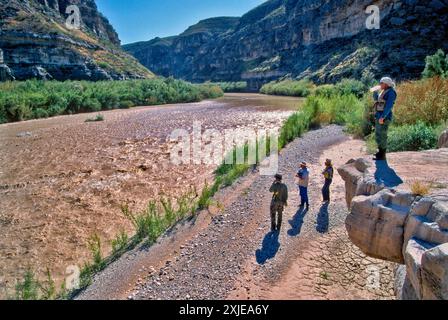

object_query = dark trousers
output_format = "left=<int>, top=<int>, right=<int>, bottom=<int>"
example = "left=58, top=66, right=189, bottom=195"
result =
left=270, top=201, right=284, bottom=231
left=299, top=186, right=309, bottom=207
left=322, top=179, right=332, bottom=202
left=375, top=119, right=390, bottom=150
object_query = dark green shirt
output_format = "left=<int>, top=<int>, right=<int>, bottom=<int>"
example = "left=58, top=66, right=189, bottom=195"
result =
left=270, top=182, right=288, bottom=204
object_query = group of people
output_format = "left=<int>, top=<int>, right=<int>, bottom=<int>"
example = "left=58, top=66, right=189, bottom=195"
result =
left=269, top=76, right=398, bottom=233
left=269, top=159, right=334, bottom=232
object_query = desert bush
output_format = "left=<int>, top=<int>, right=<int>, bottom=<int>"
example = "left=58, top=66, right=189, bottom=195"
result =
left=13, top=269, right=56, bottom=300
left=209, top=81, right=248, bottom=92
left=410, top=180, right=431, bottom=196
left=387, top=122, right=439, bottom=152
left=260, top=79, right=315, bottom=97
left=87, top=234, right=104, bottom=272
left=315, top=79, right=367, bottom=99
left=334, top=79, right=367, bottom=99
left=111, top=230, right=129, bottom=254
left=422, top=49, right=448, bottom=79
left=394, top=77, right=448, bottom=126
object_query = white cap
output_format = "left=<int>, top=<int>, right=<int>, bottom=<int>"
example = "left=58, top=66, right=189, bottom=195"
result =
left=380, top=77, right=396, bottom=88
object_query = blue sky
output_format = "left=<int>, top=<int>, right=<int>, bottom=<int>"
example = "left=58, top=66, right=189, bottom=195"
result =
left=96, top=0, right=265, bottom=45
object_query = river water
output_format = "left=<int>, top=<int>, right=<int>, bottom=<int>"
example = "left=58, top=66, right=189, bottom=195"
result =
left=0, top=93, right=303, bottom=293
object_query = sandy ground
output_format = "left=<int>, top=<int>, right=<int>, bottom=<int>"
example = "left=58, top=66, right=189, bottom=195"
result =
left=0, top=93, right=300, bottom=296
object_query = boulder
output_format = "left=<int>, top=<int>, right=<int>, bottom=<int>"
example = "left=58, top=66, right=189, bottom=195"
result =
left=339, top=150, right=448, bottom=300
left=346, top=190, right=414, bottom=263
left=421, top=243, right=448, bottom=299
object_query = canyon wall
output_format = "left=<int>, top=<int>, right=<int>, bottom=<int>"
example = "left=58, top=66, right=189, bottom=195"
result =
left=124, top=0, right=448, bottom=88
left=0, top=0, right=153, bottom=81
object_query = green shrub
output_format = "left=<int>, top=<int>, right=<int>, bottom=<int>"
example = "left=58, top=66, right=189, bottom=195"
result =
left=314, top=84, right=338, bottom=98
left=334, top=79, right=367, bottom=99
left=422, top=49, right=448, bottom=79
left=208, top=81, right=248, bottom=92
left=14, top=270, right=40, bottom=300
left=0, top=78, right=223, bottom=123
left=87, top=234, right=104, bottom=272
left=260, top=79, right=314, bottom=97
left=111, top=230, right=129, bottom=254
left=387, top=122, right=439, bottom=152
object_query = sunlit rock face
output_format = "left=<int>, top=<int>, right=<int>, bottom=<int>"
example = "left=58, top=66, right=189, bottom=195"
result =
left=338, top=150, right=448, bottom=300
left=124, top=0, right=448, bottom=88
left=0, top=0, right=152, bottom=81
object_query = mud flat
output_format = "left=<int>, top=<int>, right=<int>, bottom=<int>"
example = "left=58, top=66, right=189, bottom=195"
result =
left=0, top=93, right=300, bottom=295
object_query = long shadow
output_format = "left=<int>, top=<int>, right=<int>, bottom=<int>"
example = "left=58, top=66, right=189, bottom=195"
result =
left=255, top=231, right=280, bottom=265
left=287, top=207, right=308, bottom=237
left=316, top=202, right=330, bottom=234
left=374, top=160, right=403, bottom=188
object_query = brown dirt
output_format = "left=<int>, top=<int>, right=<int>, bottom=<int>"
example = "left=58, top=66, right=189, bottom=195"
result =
left=0, top=93, right=300, bottom=296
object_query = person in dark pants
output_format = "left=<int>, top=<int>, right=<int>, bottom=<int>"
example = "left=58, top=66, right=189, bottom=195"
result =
left=372, top=77, right=397, bottom=161
left=295, top=162, right=310, bottom=209
left=269, top=174, right=288, bottom=232
left=322, top=159, right=334, bottom=203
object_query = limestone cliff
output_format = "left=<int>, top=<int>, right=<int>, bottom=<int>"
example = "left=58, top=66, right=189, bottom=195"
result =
left=338, top=149, right=448, bottom=300
left=124, top=0, right=448, bottom=89
left=0, top=0, right=153, bottom=81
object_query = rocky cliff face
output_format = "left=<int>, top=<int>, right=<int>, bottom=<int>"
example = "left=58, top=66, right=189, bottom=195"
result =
left=338, top=148, right=448, bottom=300
left=0, top=0, right=153, bottom=81
left=125, top=0, right=448, bottom=89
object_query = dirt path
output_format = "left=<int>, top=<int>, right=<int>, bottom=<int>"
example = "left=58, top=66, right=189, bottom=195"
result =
left=77, top=125, right=396, bottom=300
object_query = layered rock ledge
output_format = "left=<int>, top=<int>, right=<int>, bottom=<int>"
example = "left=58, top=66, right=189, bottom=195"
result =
left=338, top=148, right=448, bottom=300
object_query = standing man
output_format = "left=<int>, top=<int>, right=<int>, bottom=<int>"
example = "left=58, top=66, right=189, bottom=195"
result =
left=296, top=162, right=310, bottom=209
left=322, top=159, right=334, bottom=203
left=269, top=174, right=288, bottom=232
left=372, top=77, right=397, bottom=161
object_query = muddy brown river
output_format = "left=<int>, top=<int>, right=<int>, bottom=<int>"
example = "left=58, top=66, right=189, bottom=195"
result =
left=0, top=93, right=302, bottom=295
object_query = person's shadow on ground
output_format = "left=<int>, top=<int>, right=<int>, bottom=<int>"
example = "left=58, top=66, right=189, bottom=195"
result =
left=256, top=231, right=280, bottom=265
left=287, top=207, right=308, bottom=237
left=316, top=202, right=330, bottom=234
left=374, top=160, right=403, bottom=188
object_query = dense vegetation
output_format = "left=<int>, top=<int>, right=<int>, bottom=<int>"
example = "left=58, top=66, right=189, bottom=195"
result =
left=0, top=78, right=223, bottom=123
left=260, top=79, right=315, bottom=97
left=207, top=81, right=248, bottom=92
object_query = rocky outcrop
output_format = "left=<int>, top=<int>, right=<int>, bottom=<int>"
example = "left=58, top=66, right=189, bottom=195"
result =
left=125, top=0, right=448, bottom=87
left=0, top=0, right=153, bottom=81
left=338, top=149, right=448, bottom=300
left=439, top=129, right=448, bottom=148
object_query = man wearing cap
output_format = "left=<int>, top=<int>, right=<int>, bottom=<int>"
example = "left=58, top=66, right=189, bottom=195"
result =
left=296, top=162, right=310, bottom=209
left=322, top=159, right=334, bottom=203
left=269, top=174, right=288, bottom=232
left=371, top=77, right=397, bottom=161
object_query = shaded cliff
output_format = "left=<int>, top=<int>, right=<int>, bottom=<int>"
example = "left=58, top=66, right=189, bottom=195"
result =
left=125, top=0, right=448, bottom=89
left=0, top=0, right=153, bottom=81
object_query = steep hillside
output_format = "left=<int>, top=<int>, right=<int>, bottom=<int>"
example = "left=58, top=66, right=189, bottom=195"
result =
left=124, top=16, right=241, bottom=81
left=0, top=0, right=153, bottom=81
left=125, top=0, right=448, bottom=89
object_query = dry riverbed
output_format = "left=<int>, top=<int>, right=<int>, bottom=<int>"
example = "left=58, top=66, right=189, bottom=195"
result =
left=0, top=93, right=299, bottom=296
